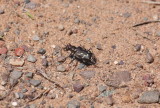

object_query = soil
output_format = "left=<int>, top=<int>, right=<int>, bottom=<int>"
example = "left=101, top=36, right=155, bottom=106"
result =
left=0, top=0, right=160, bottom=108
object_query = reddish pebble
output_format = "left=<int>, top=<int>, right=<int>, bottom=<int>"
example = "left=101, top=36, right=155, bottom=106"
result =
left=0, top=41, right=5, bottom=48
left=15, top=48, right=25, bottom=56
left=73, top=82, right=84, bottom=93
left=0, top=47, right=8, bottom=54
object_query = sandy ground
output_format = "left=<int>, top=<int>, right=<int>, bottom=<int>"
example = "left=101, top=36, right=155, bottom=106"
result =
left=0, top=0, right=160, bottom=108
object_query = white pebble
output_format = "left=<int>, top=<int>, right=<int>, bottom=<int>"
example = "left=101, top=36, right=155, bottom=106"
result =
left=114, top=61, right=119, bottom=65
left=12, top=102, right=18, bottom=106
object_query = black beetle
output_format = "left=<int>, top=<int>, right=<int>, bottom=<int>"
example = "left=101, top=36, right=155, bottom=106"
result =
left=64, top=44, right=97, bottom=66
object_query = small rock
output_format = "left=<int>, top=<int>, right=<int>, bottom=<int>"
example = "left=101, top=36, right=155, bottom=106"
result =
left=58, top=25, right=65, bottom=31
left=25, top=2, right=37, bottom=9
left=79, top=70, right=95, bottom=79
left=7, top=42, right=18, bottom=51
left=57, top=56, right=66, bottom=62
left=104, top=60, right=110, bottom=64
left=25, top=72, right=33, bottom=78
left=14, top=29, right=20, bottom=35
left=106, top=96, right=114, bottom=106
left=30, top=79, right=41, bottom=87
left=67, top=100, right=80, bottom=108
left=138, top=90, right=160, bottom=104
left=98, top=85, right=107, bottom=92
left=57, top=65, right=66, bottom=72
left=122, top=94, right=132, bottom=103
left=10, top=78, right=18, bottom=87
left=32, top=35, right=40, bottom=41
left=73, top=83, right=84, bottom=93
left=42, top=58, right=48, bottom=67
left=15, top=47, right=25, bottom=56
left=29, top=104, right=37, bottom=108
left=0, top=9, right=4, bottom=14
left=9, top=58, right=25, bottom=66
left=27, top=55, right=37, bottom=63
left=96, top=44, right=102, bottom=50
left=53, top=46, right=61, bottom=56
left=136, top=63, right=143, bottom=69
left=10, top=71, right=23, bottom=79
left=156, top=31, right=160, bottom=37
left=134, top=44, right=141, bottom=51
left=77, top=63, right=85, bottom=69
left=111, top=45, right=116, bottom=49
left=0, top=47, right=8, bottom=54
left=11, top=102, right=18, bottom=106
left=22, top=88, right=28, bottom=93
left=47, top=92, right=56, bottom=99
left=15, top=92, right=20, bottom=99
left=99, top=90, right=114, bottom=97
left=24, top=0, right=30, bottom=4
left=145, top=51, right=154, bottom=63
left=74, top=18, right=80, bottom=24
left=37, top=48, right=46, bottom=55
left=122, top=12, right=131, bottom=18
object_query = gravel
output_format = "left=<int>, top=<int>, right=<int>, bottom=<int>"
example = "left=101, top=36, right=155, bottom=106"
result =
left=37, top=48, right=46, bottom=55
left=138, top=90, right=160, bottom=104
left=73, top=83, right=84, bottom=93
left=32, top=35, right=40, bottom=41
left=145, top=51, right=154, bottom=63
left=9, top=58, right=25, bottom=66
left=67, top=100, right=80, bottom=108
left=0, top=9, right=4, bottom=14
left=57, top=65, right=66, bottom=72
left=27, top=55, right=37, bottom=63
left=79, top=70, right=95, bottom=79
left=25, top=72, right=33, bottom=78
left=58, top=25, right=65, bottom=31
left=134, top=44, right=141, bottom=51
left=30, top=79, right=41, bottom=87
left=10, top=71, right=23, bottom=80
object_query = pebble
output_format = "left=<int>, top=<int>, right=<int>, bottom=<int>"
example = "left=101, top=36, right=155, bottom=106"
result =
left=107, top=71, right=131, bottom=87
left=25, top=2, right=37, bottom=9
left=145, top=51, right=154, bottom=63
left=7, top=42, right=18, bottom=51
left=57, top=56, right=66, bottom=62
left=77, top=63, right=85, bottom=69
left=25, top=72, right=33, bottom=78
left=98, top=85, right=107, bottom=92
left=37, top=48, right=46, bottom=55
left=58, top=25, right=65, bottom=31
left=134, top=44, right=141, bottom=51
left=10, top=71, right=23, bottom=80
left=29, top=104, right=37, bottom=108
left=14, top=29, right=20, bottom=35
left=106, top=96, right=114, bottom=106
left=99, top=90, right=114, bottom=97
left=10, top=78, right=18, bottom=87
left=53, top=46, right=61, bottom=56
left=80, top=70, right=95, bottom=79
left=67, top=100, right=80, bottom=108
left=30, top=79, right=41, bottom=87
left=9, top=58, right=25, bottom=66
left=122, top=12, right=131, bottom=18
left=42, top=58, right=48, bottom=67
left=0, top=47, right=8, bottom=54
left=0, top=9, right=4, bottom=14
left=15, top=47, right=25, bottom=56
left=24, top=0, right=30, bottom=4
left=73, top=83, right=84, bottom=93
left=136, top=63, right=143, bottom=69
left=57, top=65, right=66, bottom=72
left=22, top=88, right=28, bottom=93
left=11, top=102, right=18, bottom=106
left=96, top=44, right=102, bottom=50
left=138, top=90, right=160, bottom=104
left=156, top=31, right=160, bottom=37
left=32, top=35, right=40, bottom=41
left=27, top=55, right=37, bottom=63
left=74, top=18, right=80, bottom=24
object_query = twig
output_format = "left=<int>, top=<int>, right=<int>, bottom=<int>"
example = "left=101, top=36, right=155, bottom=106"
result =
left=142, top=1, right=160, bottom=5
left=36, top=69, right=65, bottom=93
left=27, top=89, right=50, bottom=102
left=133, top=20, right=160, bottom=27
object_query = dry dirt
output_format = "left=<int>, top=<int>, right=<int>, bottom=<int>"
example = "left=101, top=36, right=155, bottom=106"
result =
left=0, top=0, right=160, bottom=108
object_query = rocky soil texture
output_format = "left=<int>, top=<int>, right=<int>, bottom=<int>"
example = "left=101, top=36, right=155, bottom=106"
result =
left=0, top=0, right=160, bottom=108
